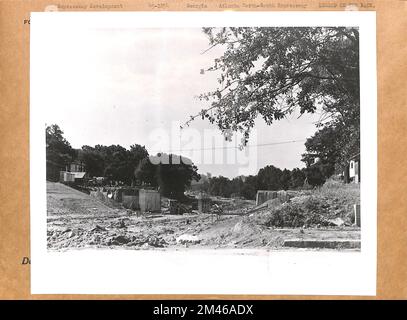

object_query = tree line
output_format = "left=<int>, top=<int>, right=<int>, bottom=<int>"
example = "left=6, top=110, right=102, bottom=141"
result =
left=198, top=164, right=327, bottom=200
left=46, top=124, right=200, bottom=199
left=46, top=123, right=346, bottom=201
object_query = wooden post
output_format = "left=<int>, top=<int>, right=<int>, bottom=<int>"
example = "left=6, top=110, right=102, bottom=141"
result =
left=354, top=204, right=361, bottom=227
left=344, top=165, right=350, bottom=184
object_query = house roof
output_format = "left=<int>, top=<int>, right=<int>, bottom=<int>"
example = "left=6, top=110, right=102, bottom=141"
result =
left=349, top=153, right=360, bottom=161
left=72, top=172, right=86, bottom=179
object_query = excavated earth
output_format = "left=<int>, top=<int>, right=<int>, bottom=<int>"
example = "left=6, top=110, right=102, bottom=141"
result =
left=47, top=182, right=360, bottom=251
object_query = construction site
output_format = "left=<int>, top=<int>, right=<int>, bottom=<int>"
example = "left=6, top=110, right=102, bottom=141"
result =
left=44, top=25, right=363, bottom=253
left=47, top=177, right=361, bottom=252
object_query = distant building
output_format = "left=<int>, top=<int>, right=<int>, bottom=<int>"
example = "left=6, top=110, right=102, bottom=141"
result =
left=349, top=153, right=360, bottom=183
left=60, top=161, right=87, bottom=184
left=65, top=161, right=85, bottom=172
left=59, top=171, right=87, bottom=183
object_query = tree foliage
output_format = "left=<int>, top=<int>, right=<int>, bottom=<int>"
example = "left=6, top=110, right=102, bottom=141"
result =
left=240, top=175, right=258, bottom=200
left=81, top=146, right=105, bottom=177
left=193, top=27, right=359, bottom=138
left=301, top=125, right=338, bottom=178
left=204, top=164, right=327, bottom=201
left=46, top=124, right=74, bottom=181
left=46, top=124, right=200, bottom=195
left=80, top=144, right=148, bottom=185
left=257, top=165, right=284, bottom=191
left=304, top=165, right=326, bottom=187
left=208, top=176, right=232, bottom=198
left=135, top=154, right=200, bottom=199
left=290, top=168, right=306, bottom=189
left=189, top=27, right=359, bottom=176
left=46, top=124, right=74, bottom=163
left=301, top=119, right=359, bottom=179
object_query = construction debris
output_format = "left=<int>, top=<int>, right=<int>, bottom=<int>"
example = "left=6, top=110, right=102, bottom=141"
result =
left=47, top=181, right=361, bottom=251
left=176, top=234, right=200, bottom=245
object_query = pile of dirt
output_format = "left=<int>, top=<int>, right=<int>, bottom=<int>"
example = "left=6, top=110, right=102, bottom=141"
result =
left=110, top=234, right=167, bottom=248
left=195, top=215, right=273, bottom=248
left=249, top=180, right=360, bottom=228
left=47, top=223, right=168, bottom=250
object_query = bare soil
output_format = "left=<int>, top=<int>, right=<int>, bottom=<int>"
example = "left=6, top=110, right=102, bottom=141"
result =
left=47, top=182, right=360, bottom=251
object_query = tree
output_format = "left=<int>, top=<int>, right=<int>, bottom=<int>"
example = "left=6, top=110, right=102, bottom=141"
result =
left=304, top=165, right=326, bottom=187
left=186, top=27, right=359, bottom=175
left=230, top=177, right=245, bottom=197
left=46, top=124, right=74, bottom=181
left=301, top=125, right=338, bottom=177
left=81, top=145, right=105, bottom=177
left=80, top=144, right=148, bottom=185
left=95, top=145, right=129, bottom=184
left=279, top=169, right=292, bottom=190
left=257, top=165, right=283, bottom=191
left=201, top=178, right=210, bottom=193
left=128, top=144, right=149, bottom=185
left=332, top=119, right=360, bottom=176
left=135, top=154, right=200, bottom=200
left=193, top=27, right=358, bottom=134
left=302, top=119, right=359, bottom=181
left=240, top=175, right=258, bottom=200
left=290, top=168, right=306, bottom=189
left=208, top=176, right=232, bottom=198
left=134, top=157, right=157, bottom=186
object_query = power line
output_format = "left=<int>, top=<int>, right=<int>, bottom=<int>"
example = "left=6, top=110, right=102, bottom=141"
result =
left=150, top=139, right=306, bottom=154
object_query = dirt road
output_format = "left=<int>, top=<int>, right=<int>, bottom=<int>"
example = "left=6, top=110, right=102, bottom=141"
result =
left=47, top=182, right=361, bottom=251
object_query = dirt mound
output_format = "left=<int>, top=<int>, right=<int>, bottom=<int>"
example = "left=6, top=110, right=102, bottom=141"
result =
left=249, top=184, right=358, bottom=228
left=232, top=220, right=263, bottom=234
left=196, top=216, right=273, bottom=248
left=211, top=198, right=255, bottom=215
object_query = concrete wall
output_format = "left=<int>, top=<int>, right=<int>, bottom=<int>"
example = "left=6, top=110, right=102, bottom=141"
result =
left=256, top=190, right=277, bottom=206
left=122, top=195, right=140, bottom=210
left=198, top=198, right=211, bottom=213
left=59, top=171, right=75, bottom=183
left=113, top=189, right=123, bottom=202
left=256, top=190, right=298, bottom=206
left=139, top=189, right=161, bottom=213
left=90, top=187, right=160, bottom=212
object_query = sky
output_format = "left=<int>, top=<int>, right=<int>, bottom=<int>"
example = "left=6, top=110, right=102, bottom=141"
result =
left=37, top=27, right=321, bottom=178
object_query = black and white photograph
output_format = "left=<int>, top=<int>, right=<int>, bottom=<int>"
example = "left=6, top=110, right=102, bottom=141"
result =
left=30, top=12, right=376, bottom=295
